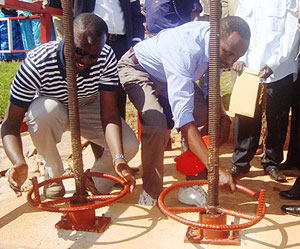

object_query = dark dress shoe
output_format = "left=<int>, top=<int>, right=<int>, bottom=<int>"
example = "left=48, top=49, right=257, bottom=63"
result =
left=280, top=189, right=300, bottom=200
left=281, top=205, right=300, bottom=216
left=228, top=165, right=250, bottom=178
left=265, top=168, right=286, bottom=182
left=278, top=160, right=300, bottom=171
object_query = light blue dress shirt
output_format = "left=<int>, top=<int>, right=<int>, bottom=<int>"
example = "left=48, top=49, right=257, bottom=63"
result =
left=134, top=21, right=210, bottom=129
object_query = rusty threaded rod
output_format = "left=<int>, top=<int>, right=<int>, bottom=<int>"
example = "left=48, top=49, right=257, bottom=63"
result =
left=208, top=0, right=221, bottom=208
left=61, top=0, right=85, bottom=197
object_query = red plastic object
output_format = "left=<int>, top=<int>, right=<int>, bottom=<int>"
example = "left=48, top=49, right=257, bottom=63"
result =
left=175, top=136, right=209, bottom=175
left=20, top=120, right=28, bottom=133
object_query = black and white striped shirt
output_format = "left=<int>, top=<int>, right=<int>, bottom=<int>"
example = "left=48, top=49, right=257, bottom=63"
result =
left=10, top=41, right=120, bottom=108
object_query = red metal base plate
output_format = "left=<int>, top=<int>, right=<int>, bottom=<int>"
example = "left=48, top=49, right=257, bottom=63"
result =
left=184, top=227, right=239, bottom=245
left=55, top=214, right=112, bottom=233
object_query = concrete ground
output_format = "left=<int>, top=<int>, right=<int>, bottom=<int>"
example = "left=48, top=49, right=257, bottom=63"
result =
left=0, top=130, right=300, bottom=249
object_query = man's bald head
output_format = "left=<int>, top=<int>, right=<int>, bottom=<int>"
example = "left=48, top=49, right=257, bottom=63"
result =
left=74, top=13, right=108, bottom=46
left=71, top=13, right=108, bottom=72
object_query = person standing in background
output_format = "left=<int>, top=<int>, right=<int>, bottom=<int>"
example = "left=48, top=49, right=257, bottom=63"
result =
left=46, top=0, right=145, bottom=119
left=73, top=0, right=145, bottom=120
left=229, top=0, right=300, bottom=182
left=199, top=0, right=238, bottom=19
left=278, top=1, right=300, bottom=171
left=18, top=0, right=56, bottom=49
left=221, top=0, right=239, bottom=18
left=142, top=0, right=202, bottom=36
left=0, top=8, right=25, bottom=60
left=280, top=97, right=300, bottom=212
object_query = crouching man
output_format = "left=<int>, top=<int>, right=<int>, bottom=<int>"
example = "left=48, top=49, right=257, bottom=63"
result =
left=1, top=13, right=139, bottom=198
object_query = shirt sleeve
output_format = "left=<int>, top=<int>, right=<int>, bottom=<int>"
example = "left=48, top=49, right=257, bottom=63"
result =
left=99, top=47, right=120, bottom=91
left=234, top=1, right=248, bottom=64
left=10, top=56, right=41, bottom=109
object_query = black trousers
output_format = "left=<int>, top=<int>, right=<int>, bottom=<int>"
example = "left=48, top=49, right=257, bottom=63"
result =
left=289, top=84, right=300, bottom=192
left=284, top=75, right=300, bottom=166
left=106, top=34, right=128, bottom=120
left=231, top=74, right=294, bottom=171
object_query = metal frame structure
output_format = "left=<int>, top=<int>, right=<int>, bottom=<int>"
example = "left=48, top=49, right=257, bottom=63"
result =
left=0, top=15, right=40, bottom=53
left=0, top=0, right=62, bottom=47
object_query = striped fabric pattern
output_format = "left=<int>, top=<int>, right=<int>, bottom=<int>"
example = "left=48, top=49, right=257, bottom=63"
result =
left=10, top=41, right=120, bottom=108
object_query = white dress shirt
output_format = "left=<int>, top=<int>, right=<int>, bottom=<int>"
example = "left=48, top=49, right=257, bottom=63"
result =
left=236, top=0, right=300, bottom=83
left=94, top=0, right=126, bottom=35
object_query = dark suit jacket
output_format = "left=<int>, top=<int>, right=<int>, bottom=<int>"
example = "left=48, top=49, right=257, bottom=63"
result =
left=74, top=0, right=145, bottom=49
left=49, top=0, right=144, bottom=49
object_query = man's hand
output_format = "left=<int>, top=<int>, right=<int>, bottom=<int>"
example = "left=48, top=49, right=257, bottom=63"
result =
left=8, top=163, right=28, bottom=197
left=259, top=65, right=273, bottom=80
left=219, top=167, right=236, bottom=191
left=232, top=61, right=245, bottom=75
left=219, top=114, right=231, bottom=146
left=115, top=162, right=136, bottom=192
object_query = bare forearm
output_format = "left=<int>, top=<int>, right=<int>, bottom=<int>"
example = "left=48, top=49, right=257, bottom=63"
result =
left=1, top=102, right=27, bottom=166
left=2, top=131, right=26, bottom=166
left=103, top=121, right=124, bottom=157
left=180, top=122, right=208, bottom=167
left=180, top=121, right=236, bottom=191
left=100, top=91, right=125, bottom=163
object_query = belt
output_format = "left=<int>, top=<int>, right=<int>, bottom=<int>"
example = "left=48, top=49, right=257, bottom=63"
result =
left=108, top=34, right=126, bottom=42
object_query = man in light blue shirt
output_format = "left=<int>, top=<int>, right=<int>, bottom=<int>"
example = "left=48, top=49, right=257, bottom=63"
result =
left=118, top=16, right=251, bottom=205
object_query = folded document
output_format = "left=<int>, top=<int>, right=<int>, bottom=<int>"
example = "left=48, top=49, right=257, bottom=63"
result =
left=229, top=68, right=260, bottom=118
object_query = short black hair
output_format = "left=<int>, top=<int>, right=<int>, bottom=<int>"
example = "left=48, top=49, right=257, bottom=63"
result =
left=74, top=13, right=108, bottom=44
left=220, top=16, right=251, bottom=41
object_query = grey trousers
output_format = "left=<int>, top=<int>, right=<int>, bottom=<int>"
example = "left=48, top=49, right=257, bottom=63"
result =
left=118, top=49, right=207, bottom=198
left=25, top=95, right=139, bottom=194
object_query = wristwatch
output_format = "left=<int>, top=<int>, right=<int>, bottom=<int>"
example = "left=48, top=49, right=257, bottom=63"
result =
left=113, top=154, right=126, bottom=163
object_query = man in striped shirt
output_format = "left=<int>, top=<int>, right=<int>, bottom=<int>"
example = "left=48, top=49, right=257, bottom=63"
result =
left=1, top=13, right=139, bottom=198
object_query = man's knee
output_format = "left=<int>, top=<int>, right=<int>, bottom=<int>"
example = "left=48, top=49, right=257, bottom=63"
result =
left=140, top=110, right=167, bottom=136
left=26, top=97, right=68, bottom=133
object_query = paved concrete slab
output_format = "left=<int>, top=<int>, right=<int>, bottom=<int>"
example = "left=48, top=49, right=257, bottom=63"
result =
left=0, top=131, right=300, bottom=249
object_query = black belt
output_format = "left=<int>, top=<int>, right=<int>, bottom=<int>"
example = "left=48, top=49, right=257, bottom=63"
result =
left=108, top=34, right=126, bottom=42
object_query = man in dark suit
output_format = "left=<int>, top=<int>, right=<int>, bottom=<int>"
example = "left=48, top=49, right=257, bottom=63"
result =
left=47, top=0, right=145, bottom=119
left=73, top=0, right=145, bottom=119
left=280, top=92, right=300, bottom=216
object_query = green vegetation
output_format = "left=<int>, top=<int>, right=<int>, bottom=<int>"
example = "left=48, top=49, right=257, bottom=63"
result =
left=0, top=60, right=22, bottom=119
left=220, top=71, right=233, bottom=110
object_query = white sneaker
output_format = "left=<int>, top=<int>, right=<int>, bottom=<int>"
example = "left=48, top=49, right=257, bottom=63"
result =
left=178, top=185, right=207, bottom=207
left=138, top=189, right=157, bottom=206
